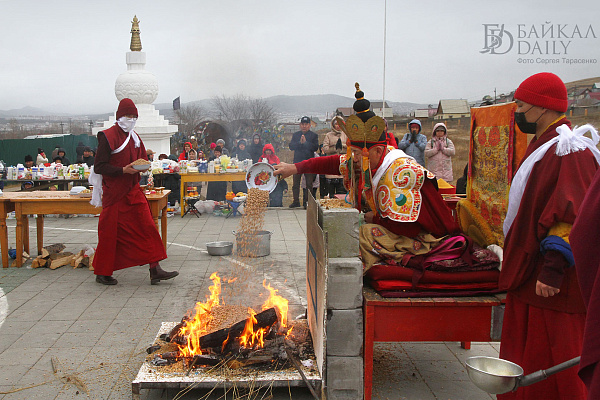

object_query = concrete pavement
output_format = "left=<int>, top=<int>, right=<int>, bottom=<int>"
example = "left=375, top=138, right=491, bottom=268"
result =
left=0, top=209, right=498, bottom=399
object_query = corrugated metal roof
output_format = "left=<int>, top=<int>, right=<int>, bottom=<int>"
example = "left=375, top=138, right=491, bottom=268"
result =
left=23, top=133, right=71, bottom=139
left=437, top=99, right=470, bottom=114
left=414, top=109, right=430, bottom=118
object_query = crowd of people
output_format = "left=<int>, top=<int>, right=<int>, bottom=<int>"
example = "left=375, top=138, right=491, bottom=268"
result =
left=13, top=72, right=600, bottom=400
left=23, top=142, right=97, bottom=170
left=162, top=99, right=463, bottom=210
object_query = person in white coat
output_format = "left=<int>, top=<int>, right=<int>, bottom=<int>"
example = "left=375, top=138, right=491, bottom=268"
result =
left=424, top=123, right=455, bottom=182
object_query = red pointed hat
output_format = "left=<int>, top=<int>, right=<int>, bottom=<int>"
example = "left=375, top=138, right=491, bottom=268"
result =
left=514, top=72, right=568, bottom=113
left=116, top=98, right=138, bottom=119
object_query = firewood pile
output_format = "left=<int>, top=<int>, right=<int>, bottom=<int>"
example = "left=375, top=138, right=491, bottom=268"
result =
left=145, top=305, right=315, bottom=374
left=31, top=243, right=95, bottom=270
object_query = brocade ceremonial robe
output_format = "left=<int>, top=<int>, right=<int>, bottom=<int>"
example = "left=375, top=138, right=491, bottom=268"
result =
left=92, top=124, right=167, bottom=276
left=295, top=150, right=458, bottom=238
left=498, top=118, right=598, bottom=400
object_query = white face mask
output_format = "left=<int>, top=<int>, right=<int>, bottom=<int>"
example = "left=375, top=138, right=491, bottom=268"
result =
left=117, top=117, right=137, bottom=133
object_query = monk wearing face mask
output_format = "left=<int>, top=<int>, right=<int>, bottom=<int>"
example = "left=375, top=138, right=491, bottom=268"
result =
left=498, top=73, right=600, bottom=400
left=93, top=98, right=178, bottom=286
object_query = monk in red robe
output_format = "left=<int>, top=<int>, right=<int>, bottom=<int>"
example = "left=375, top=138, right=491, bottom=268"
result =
left=498, top=73, right=600, bottom=400
left=93, top=98, right=178, bottom=285
left=571, top=167, right=600, bottom=399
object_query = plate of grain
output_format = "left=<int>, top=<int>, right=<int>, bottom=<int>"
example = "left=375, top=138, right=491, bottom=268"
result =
left=132, top=158, right=152, bottom=171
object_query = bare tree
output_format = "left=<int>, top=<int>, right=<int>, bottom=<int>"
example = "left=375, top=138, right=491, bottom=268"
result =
left=175, top=104, right=205, bottom=138
left=212, top=93, right=252, bottom=125
left=249, top=98, right=276, bottom=126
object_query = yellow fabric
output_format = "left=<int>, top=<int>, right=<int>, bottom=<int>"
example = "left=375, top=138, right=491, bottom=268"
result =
left=437, top=178, right=453, bottom=189
left=548, top=222, right=572, bottom=244
left=456, top=199, right=496, bottom=247
left=359, top=223, right=445, bottom=272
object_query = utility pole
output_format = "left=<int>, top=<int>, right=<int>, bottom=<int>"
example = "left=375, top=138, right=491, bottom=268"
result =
left=494, top=88, right=497, bottom=104
left=382, top=0, right=387, bottom=110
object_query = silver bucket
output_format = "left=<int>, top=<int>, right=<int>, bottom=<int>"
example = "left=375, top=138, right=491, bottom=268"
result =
left=233, top=230, right=272, bottom=257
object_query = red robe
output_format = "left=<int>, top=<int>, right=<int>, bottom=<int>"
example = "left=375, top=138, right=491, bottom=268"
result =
left=498, top=118, right=597, bottom=400
left=295, top=153, right=458, bottom=238
left=571, top=168, right=600, bottom=398
left=92, top=125, right=167, bottom=276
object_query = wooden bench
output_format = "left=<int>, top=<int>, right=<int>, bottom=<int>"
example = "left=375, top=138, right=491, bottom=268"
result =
left=363, top=286, right=505, bottom=400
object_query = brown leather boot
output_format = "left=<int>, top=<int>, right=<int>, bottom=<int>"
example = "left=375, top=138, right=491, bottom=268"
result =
left=149, top=264, right=179, bottom=285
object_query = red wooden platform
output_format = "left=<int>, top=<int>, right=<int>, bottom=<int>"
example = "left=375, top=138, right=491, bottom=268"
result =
left=363, top=286, right=505, bottom=400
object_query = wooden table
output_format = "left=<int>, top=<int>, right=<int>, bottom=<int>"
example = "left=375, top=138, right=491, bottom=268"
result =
left=179, top=172, right=246, bottom=217
left=0, top=197, right=16, bottom=268
left=3, top=190, right=169, bottom=268
left=363, top=286, right=505, bottom=400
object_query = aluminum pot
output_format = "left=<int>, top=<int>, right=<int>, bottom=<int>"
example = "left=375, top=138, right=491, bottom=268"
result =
left=206, top=241, right=233, bottom=256
left=233, top=230, right=272, bottom=257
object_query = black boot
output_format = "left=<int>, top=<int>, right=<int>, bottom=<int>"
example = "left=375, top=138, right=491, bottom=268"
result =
left=96, top=275, right=118, bottom=285
left=150, top=264, right=179, bottom=285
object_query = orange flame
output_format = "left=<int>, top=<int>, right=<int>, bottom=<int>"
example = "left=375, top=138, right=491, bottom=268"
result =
left=285, top=326, right=294, bottom=339
left=178, top=272, right=222, bottom=357
left=176, top=273, right=291, bottom=356
left=238, top=308, right=267, bottom=349
left=261, top=280, right=288, bottom=328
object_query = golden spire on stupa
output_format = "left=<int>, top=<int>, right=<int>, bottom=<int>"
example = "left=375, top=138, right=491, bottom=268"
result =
left=130, top=15, right=142, bottom=51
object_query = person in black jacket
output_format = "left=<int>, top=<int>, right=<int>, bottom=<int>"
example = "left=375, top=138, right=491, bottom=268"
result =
left=76, top=141, right=86, bottom=163
left=57, top=148, right=71, bottom=166
left=81, top=146, right=95, bottom=167
left=288, top=116, right=319, bottom=208
left=248, top=133, right=264, bottom=164
left=231, top=139, right=251, bottom=193
left=456, top=164, right=468, bottom=195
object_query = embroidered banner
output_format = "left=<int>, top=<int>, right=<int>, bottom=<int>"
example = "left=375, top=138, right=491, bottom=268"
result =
left=466, top=103, right=526, bottom=246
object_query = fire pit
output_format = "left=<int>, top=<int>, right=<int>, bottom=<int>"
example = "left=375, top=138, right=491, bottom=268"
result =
left=132, top=273, right=322, bottom=399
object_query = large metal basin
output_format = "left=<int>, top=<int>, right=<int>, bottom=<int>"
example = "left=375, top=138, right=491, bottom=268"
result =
left=465, top=356, right=523, bottom=394
left=206, top=241, right=233, bottom=256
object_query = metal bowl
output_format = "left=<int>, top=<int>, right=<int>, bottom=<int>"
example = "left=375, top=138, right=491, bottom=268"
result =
left=466, top=356, right=523, bottom=394
left=206, top=241, right=233, bottom=256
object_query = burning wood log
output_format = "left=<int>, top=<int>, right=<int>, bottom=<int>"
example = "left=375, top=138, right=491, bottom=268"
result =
left=198, top=307, right=278, bottom=350
left=161, top=317, right=190, bottom=343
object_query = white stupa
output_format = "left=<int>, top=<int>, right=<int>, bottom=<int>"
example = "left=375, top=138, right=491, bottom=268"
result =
left=94, top=16, right=177, bottom=156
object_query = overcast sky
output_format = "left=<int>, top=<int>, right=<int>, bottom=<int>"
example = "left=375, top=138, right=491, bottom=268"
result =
left=1, top=0, right=599, bottom=114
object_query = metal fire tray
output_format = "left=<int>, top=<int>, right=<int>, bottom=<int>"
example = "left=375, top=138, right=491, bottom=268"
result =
left=132, top=322, right=322, bottom=399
